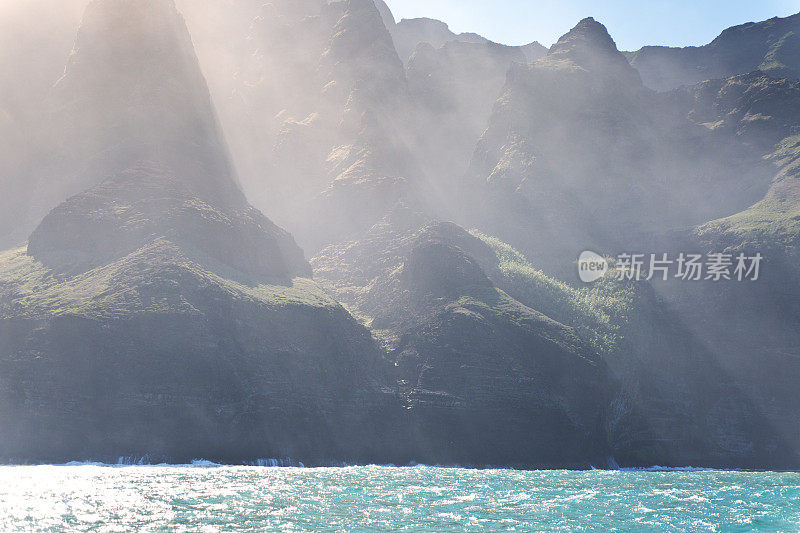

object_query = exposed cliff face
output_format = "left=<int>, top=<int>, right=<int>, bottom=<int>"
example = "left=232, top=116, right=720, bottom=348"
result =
left=478, top=236, right=791, bottom=469
left=664, top=73, right=800, bottom=290
left=464, top=18, right=649, bottom=274
left=631, top=12, right=800, bottom=91
left=3, top=0, right=800, bottom=469
left=679, top=73, right=800, bottom=150
left=186, top=0, right=539, bottom=254
left=0, top=240, right=390, bottom=463
left=632, top=73, right=800, bottom=462
left=440, top=23, right=800, bottom=467
left=311, top=0, right=423, bottom=246
left=310, top=206, right=790, bottom=468
left=323, top=0, right=406, bottom=104
left=372, top=0, right=395, bottom=31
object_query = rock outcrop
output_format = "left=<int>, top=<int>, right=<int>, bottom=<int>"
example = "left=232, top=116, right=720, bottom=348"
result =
left=26, top=162, right=310, bottom=280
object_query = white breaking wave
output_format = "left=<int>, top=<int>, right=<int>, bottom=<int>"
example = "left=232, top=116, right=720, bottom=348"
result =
left=621, top=466, right=722, bottom=472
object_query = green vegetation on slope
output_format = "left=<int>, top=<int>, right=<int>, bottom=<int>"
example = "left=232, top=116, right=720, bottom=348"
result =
left=0, top=241, right=336, bottom=320
left=471, top=231, right=638, bottom=357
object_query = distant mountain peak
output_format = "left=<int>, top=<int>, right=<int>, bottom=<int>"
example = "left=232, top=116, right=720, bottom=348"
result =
left=550, top=17, right=619, bottom=55
left=546, top=16, right=640, bottom=81
left=550, top=17, right=615, bottom=53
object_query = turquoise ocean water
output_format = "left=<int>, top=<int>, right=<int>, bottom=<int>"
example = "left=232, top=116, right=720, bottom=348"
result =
left=1, top=464, right=799, bottom=532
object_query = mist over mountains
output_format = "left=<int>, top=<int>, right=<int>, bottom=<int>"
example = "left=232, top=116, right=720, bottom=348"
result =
left=1, top=0, right=799, bottom=468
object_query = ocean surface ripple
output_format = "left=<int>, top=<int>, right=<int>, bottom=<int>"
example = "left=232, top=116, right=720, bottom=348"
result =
left=1, top=465, right=799, bottom=532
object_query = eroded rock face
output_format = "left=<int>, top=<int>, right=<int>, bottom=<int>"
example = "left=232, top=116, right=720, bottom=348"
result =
left=634, top=73, right=800, bottom=466
left=323, top=0, right=406, bottom=103
left=24, top=0, right=307, bottom=280
left=372, top=0, right=395, bottom=31
left=313, top=203, right=795, bottom=468
left=678, top=73, right=800, bottom=149
left=229, top=0, right=427, bottom=252
left=3, top=0, right=800, bottom=470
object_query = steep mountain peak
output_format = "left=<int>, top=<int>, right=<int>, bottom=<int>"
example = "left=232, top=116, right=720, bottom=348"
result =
left=335, top=0, right=388, bottom=28
left=324, top=0, right=405, bottom=97
left=550, top=17, right=615, bottom=54
left=329, top=0, right=398, bottom=55
left=27, top=0, right=310, bottom=280
left=60, top=0, right=205, bottom=100
left=42, top=0, right=243, bottom=210
left=547, top=17, right=640, bottom=82
left=372, top=0, right=395, bottom=29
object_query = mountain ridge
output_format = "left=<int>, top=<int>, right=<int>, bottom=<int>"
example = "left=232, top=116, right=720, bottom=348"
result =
left=631, top=11, right=800, bottom=90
